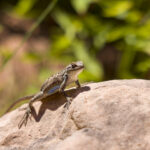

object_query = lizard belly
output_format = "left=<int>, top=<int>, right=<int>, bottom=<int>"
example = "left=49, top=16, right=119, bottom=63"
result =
left=47, top=85, right=60, bottom=95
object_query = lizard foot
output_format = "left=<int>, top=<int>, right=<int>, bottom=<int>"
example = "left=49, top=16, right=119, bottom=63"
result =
left=64, top=97, right=72, bottom=109
left=18, top=107, right=32, bottom=129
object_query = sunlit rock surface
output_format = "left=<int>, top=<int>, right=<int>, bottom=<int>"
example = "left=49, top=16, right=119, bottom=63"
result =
left=1, top=79, right=150, bottom=150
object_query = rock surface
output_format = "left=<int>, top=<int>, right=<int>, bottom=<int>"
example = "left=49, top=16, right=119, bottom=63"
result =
left=1, top=79, right=150, bottom=150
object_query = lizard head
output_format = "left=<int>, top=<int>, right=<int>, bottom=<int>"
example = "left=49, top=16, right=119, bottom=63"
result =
left=66, top=61, right=84, bottom=76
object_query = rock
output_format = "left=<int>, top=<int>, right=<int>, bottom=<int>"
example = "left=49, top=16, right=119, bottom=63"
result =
left=1, top=79, right=150, bottom=150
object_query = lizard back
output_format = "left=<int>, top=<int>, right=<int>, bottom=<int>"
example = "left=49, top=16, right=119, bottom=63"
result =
left=40, top=72, right=64, bottom=94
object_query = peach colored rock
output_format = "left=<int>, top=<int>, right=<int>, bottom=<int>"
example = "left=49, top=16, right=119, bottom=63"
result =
left=1, top=79, right=150, bottom=150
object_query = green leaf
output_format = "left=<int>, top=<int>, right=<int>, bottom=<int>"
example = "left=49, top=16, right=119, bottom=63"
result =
left=102, top=1, right=133, bottom=17
left=51, top=35, right=71, bottom=56
left=136, top=59, right=150, bottom=73
left=14, top=0, right=37, bottom=16
left=107, top=26, right=126, bottom=42
left=52, top=10, right=83, bottom=39
left=72, top=40, right=103, bottom=81
left=136, top=20, right=150, bottom=39
left=71, top=0, right=96, bottom=14
left=125, top=10, right=141, bottom=23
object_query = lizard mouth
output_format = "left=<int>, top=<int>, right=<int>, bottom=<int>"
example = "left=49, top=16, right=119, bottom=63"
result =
left=75, top=66, right=84, bottom=75
left=75, top=65, right=84, bottom=71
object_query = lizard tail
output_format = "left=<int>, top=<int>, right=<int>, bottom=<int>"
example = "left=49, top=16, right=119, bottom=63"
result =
left=5, top=95, right=35, bottom=114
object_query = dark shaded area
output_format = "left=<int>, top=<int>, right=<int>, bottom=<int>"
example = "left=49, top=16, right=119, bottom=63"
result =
left=30, top=86, right=90, bottom=122
left=98, top=45, right=122, bottom=80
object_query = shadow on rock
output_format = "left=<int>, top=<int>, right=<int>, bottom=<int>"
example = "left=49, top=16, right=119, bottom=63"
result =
left=31, top=85, right=90, bottom=122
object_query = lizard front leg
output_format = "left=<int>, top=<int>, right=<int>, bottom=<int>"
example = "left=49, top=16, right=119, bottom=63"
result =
left=59, top=74, right=71, bottom=108
left=18, top=91, right=44, bottom=128
left=75, top=80, right=81, bottom=88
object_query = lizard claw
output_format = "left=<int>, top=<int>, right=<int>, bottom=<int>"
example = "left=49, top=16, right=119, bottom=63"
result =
left=18, top=108, right=31, bottom=129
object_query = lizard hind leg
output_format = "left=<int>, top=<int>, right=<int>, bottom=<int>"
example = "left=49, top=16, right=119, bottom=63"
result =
left=18, top=91, right=44, bottom=129
left=18, top=107, right=31, bottom=129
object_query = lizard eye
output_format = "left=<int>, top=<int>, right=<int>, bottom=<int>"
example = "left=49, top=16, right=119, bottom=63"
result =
left=71, top=63, right=77, bottom=68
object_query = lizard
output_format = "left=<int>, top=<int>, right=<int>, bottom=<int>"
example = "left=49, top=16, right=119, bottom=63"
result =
left=6, top=61, right=84, bottom=129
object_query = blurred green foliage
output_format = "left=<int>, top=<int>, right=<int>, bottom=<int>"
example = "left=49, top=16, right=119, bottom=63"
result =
left=0, top=0, right=150, bottom=116
left=1, top=0, right=150, bottom=81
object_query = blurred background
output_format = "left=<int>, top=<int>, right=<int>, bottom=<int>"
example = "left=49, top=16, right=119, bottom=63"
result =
left=0, top=0, right=150, bottom=116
